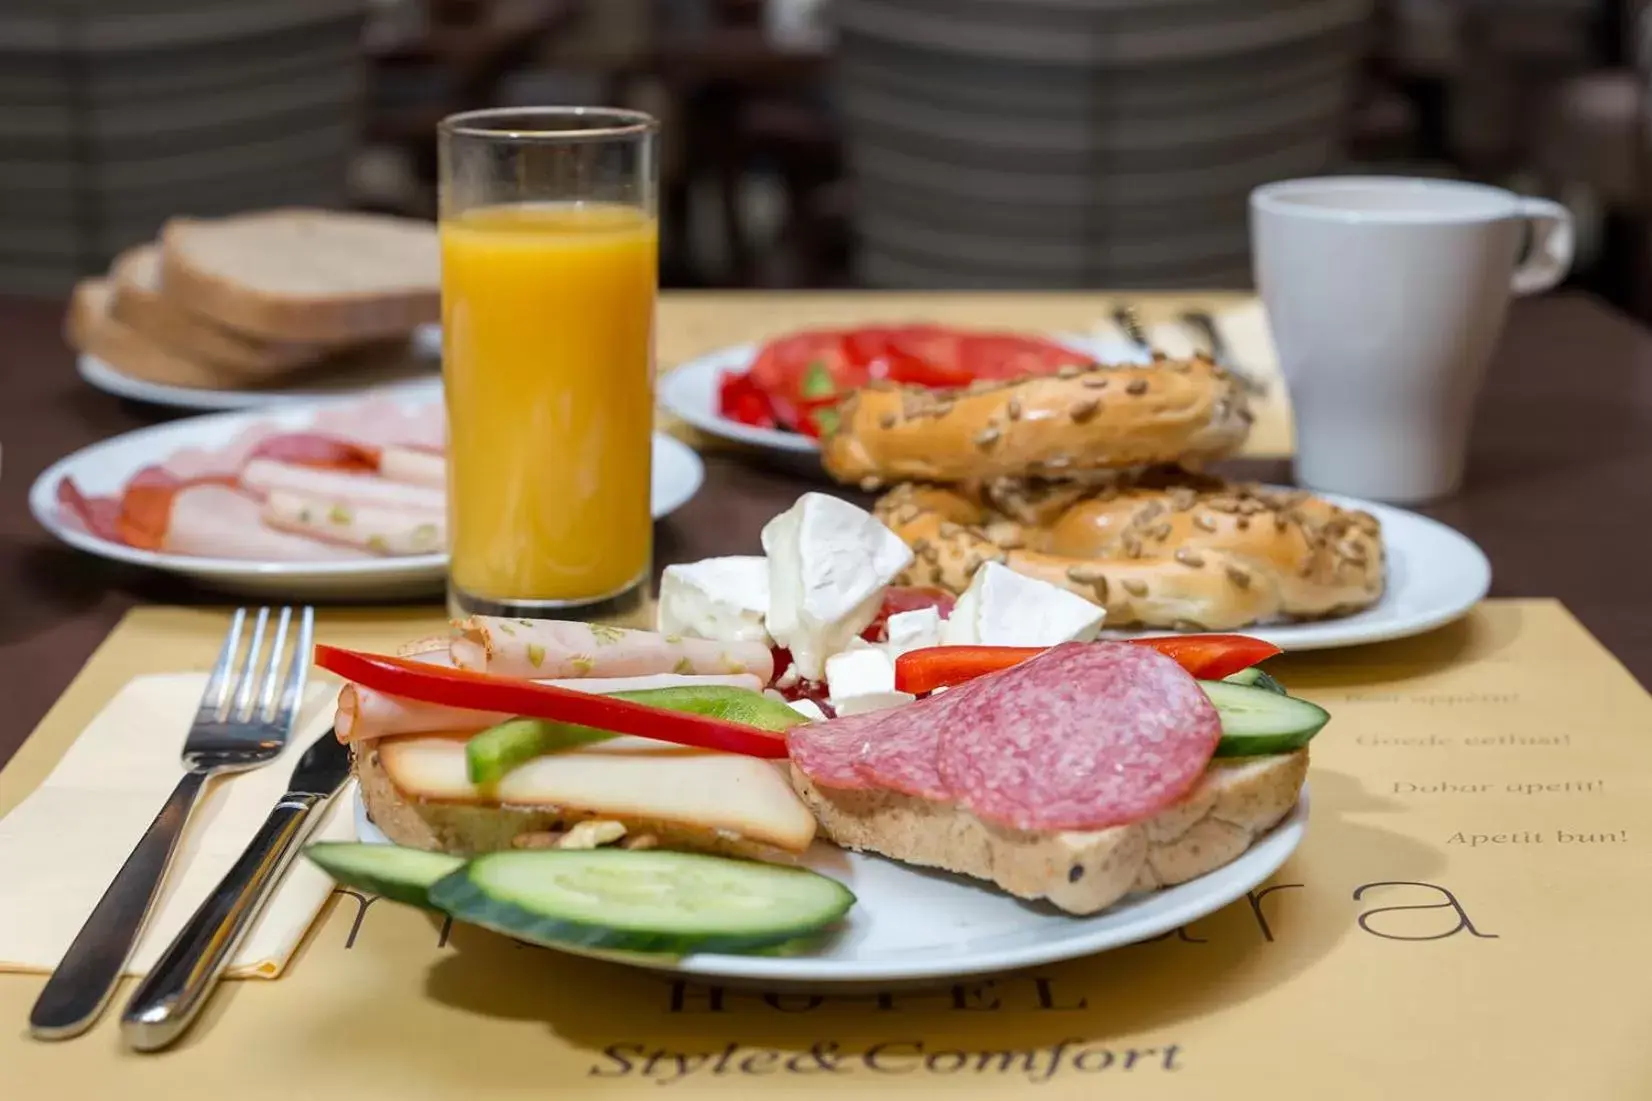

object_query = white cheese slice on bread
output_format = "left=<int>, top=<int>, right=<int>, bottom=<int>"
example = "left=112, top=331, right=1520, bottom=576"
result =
left=761, top=493, right=913, bottom=681
left=941, top=560, right=1105, bottom=647
left=367, top=735, right=817, bottom=857
left=657, top=556, right=773, bottom=646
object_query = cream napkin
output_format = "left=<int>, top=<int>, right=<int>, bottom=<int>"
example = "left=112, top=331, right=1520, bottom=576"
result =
left=0, top=674, right=355, bottom=979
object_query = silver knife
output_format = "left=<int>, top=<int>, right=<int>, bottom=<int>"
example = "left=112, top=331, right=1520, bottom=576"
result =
left=119, top=729, right=352, bottom=1052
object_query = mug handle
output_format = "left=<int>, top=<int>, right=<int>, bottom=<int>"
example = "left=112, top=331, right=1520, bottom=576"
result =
left=1510, top=197, right=1575, bottom=296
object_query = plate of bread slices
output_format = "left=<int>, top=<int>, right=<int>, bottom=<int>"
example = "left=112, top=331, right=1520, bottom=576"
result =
left=66, top=209, right=442, bottom=411
left=307, top=490, right=1316, bottom=986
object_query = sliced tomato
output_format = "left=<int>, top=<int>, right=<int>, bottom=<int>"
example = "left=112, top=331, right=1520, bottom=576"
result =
left=893, top=635, right=1282, bottom=695
left=716, top=370, right=780, bottom=428
left=314, top=645, right=789, bottom=759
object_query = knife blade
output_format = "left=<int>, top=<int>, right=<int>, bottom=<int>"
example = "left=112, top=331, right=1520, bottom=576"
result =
left=119, top=729, right=353, bottom=1052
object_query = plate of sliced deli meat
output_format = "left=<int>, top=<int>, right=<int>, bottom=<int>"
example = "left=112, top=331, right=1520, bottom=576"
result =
left=30, top=380, right=705, bottom=599
left=657, top=323, right=1145, bottom=459
left=308, top=491, right=1316, bottom=985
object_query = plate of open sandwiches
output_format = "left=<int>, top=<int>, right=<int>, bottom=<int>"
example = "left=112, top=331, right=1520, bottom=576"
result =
left=29, top=380, right=705, bottom=599
left=306, top=489, right=1319, bottom=985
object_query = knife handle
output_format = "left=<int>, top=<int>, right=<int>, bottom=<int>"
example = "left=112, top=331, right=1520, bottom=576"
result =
left=29, top=770, right=208, bottom=1040
left=120, top=793, right=325, bottom=1052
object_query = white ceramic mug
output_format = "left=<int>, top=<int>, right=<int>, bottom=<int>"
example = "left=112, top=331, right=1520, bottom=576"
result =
left=1250, top=176, right=1574, bottom=503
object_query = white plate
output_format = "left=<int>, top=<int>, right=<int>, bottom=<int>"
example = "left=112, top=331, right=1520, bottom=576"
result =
left=29, top=382, right=705, bottom=600
left=75, top=324, right=444, bottom=412
left=352, top=786, right=1306, bottom=987
left=1097, top=492, right=1491, bottom=652
left=657, top=331, right=1146, bottom=458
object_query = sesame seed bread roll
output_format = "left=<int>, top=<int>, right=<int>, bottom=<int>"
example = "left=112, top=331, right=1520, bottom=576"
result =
left=820, top=357, right=1252, bottom=489
left=874, top=477, right=1385, bottom=632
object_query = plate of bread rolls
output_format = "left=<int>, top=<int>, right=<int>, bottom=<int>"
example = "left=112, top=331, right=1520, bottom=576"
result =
left=813, top=348, right=1489, bottom=651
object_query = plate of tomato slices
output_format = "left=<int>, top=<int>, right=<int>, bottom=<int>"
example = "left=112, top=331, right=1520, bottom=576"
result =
left=658, top=325, right=1145, bottom=461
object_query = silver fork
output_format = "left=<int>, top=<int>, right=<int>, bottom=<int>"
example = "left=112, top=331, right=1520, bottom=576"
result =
left=1179, top=308, right=1268, bottom=396
left=28, top=605, right=315, bottom=1041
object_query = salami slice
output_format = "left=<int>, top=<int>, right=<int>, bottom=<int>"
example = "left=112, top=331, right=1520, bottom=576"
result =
left=785, top=719, right=871, bottom=791
left=936, top=641, right=1220, bottom=831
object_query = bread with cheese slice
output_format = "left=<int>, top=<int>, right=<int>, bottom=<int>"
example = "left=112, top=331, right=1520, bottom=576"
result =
left=789, top=750, right=1307, bottom=914
left=355, top=734, right=818, bottom=863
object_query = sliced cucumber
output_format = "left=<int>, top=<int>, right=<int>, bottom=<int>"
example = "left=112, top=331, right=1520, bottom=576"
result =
left=1222, top=666, right=1288, bottom=695
left=427, top=849, right=856, bottom=955
left=306, top=842, right=464, bottom=908
left=467, top=717, right=615, bottom=785
left=1200, top=679, right=1329, bottom=757
left=609, top=685, right=804, bottom=732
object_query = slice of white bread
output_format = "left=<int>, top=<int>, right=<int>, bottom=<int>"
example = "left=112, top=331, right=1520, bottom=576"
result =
left=355, top=737, right=814, bottom=865
left=789, top=749, right=1308, bottom=915
left=68, top=277, right=428, bottom=393
left=158, top=209, right=440, bottom=342
left=68, top=279, right=252, bottom=390
left=109, top=245, right=335, bottom=374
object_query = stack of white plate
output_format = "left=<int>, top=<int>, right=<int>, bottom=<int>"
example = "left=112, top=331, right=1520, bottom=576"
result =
left=0, top=0, right=365, bottom=296
left=833, top=0, right=1375, bottom=289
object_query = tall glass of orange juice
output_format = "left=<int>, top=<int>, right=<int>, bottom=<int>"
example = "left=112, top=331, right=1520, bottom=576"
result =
left=438, top=108, right=659, bottom=620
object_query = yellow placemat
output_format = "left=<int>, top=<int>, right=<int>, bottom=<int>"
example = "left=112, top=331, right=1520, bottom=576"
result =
left=655, top=291, right=1294, bottom=461
left=3, top=600, right=1650, bottom=1099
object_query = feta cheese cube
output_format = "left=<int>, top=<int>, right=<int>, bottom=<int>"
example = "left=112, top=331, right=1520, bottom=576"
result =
left=657, top=556, right=772, bottom=646
left=825, top=646, right=897, bottom=708
left=761, top=493, right=914, bottom=680
left=787, top=698, right=828, bottom=722
left=833, top=690, right=916, bottom=717
left=883, top=606, right=943, bottom=658
left=940, top=561, right=1105, bottom=647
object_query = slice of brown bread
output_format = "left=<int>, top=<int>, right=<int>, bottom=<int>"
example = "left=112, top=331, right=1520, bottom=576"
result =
left=68, top=278, right=431, bottom=394
left=67, top=279, right=251, bottom=390
left=158, top=208, right=441, bottom=342
left=789, top=749, right=1308, bottom=915
left=109, top=244, right=337, bottom=374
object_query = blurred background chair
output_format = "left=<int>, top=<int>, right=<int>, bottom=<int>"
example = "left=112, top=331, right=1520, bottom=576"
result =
left=0, top=0, right=370, bottom=295
left=10, top=0, right=1652, bottom=317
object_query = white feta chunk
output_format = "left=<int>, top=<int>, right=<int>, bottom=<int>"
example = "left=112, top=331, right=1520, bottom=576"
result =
left=825, top=646, right=897, bottom=709
left=761, top=493, right=914, bottom=680
left=833, top=691, right=916, bottom=717
left=657, top=556, right=772, bottom=646
left=883, top=606, right=943, bottom=659
left=939, top=561, right=1105, bottom=647
left=787, top=698, right=828, bottom=722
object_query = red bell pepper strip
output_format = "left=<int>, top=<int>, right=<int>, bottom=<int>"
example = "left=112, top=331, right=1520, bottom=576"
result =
left=893, top=635, right=1282, bottom=695
left=314, top=645, right=788, bottom=760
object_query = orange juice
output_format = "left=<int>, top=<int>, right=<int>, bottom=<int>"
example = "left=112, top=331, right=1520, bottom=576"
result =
left=441, top=203, right=658, bottom=604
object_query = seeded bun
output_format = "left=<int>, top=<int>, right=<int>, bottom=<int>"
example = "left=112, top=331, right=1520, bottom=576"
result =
left=820, top=356, right=1251, bottom=489
left=873, top=473, right=1385, bottom=631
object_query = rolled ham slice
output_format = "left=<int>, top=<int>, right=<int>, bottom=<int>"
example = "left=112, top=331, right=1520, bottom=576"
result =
left=240, top=459, right=445, bottom=513
left=377, top=446, right=445, bottom=489
left=451, top=617, right=776, bottom=683
left=248, top=433, right=445, bottom=488
left=261, top=489, right=445, bottom=555
left=336, top=671, right=767, bottom=743
left=165, top=485, right=370, bottom=561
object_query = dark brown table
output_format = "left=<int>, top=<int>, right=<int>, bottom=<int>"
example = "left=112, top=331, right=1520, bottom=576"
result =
left=4, top=291, right=1651, bottom=771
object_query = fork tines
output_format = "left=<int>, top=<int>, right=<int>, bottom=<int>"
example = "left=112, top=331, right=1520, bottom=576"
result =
left=198, top=606, right=315, bottom=732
